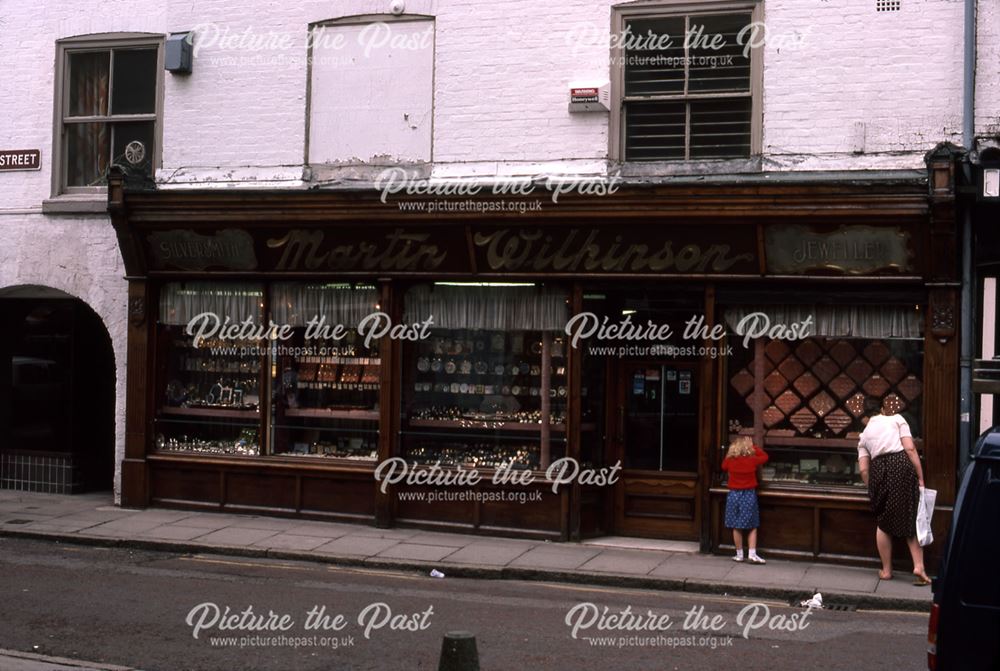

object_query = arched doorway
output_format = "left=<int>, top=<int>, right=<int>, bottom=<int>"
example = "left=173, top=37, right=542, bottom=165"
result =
left=0, top=286, right=116, bottom=493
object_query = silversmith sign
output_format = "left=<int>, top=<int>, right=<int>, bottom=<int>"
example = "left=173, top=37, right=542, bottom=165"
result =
left=261, top=226, right=758, bottom=275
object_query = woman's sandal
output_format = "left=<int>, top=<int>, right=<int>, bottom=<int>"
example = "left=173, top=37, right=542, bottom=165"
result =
left=912, top=574, right=932, bottom=586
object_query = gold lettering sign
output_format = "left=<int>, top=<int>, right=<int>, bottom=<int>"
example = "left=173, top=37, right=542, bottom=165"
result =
left=765, top=225, right=914, bottom=275
left=472, top=228, right=755, bottom=274
left=266, top=228, right=448, bottom=272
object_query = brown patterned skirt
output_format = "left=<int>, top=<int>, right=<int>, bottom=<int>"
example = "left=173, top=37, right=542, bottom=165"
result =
left=868, top=450, right=919, bottom=539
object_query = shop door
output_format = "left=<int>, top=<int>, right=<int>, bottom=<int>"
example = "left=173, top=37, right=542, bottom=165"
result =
left=612, top=362, right=701, bottom=540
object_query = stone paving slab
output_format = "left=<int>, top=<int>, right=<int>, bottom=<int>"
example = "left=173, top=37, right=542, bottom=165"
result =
left=441, top=541, right=533, bottom=566
left=800, top=565, right=881, bottom=593
left=376, top=542, right=459, bottom=562
left=313, top=535, right=400, bottom=557
left=252, top=533, right=333, bottom=552
left=509, top=545, right=602, bottom=570
left=194, top=527, right=279, bottom=546
left=138, top=525, right=213, bottom=541
left=577, top=549, right=671, bottom=575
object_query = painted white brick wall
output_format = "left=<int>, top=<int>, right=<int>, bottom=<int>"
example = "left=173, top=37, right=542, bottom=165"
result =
left=3, top=0, right=995, bottom=193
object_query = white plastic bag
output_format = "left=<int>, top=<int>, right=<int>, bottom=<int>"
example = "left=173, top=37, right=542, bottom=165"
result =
left=916, top=486, right=937, bottom=547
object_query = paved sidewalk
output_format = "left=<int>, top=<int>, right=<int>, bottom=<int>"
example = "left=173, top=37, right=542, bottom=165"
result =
left=0, top=491, right=932, bottom=612
left=0, top=649, right=137, bottom=671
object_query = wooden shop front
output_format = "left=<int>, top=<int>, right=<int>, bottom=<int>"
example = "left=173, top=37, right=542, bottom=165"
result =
left=109, top=158, right=961, bottom=565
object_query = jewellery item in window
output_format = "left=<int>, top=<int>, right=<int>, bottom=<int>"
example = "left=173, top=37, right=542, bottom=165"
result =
left=435, top=383, right=448, bottom=393
left=494, top=364, right=506, bottom=376
left=460, top=359, right=473, bottom=375
left=453, top=340, right=463, bottom=354
left=207, top=382, right=223, bottom=405
left=475, top=384, right=485, bottom=394
left=558, top=386, right=567, bottom=397
left=530, top=365, right=541, bottom=376
left=460, top=383, right=469, bottom=393
left=445, top=360, right=457, bottom=374
left=555, top=366, right=566, bottom=376
left=553, top=337, right=565, bottom=357
left=474, top=361, right=488, bottom=374
left=417, top=357, right=430, bottom=372
left=501, top=385, right=511, bottom=395
left=431, top=358, right=443, bottom=372
left=165, top=379, right=187, bottom=406
left=510, top=364, right=520, bottom=376
left=530, top=341, right=543, bottom=355
left=511, top=385, right=522, bottom=396
left=415, top=383, right=423, bottom=392
left=550, top=388, right=557, bottom=398
left=490, top=333, right=505, bottom=352
left=475, top=340, right=485, bottom=352
left=530, top=387, right=539, bottom=397
left=433, top=338, right=445, bottom=355
left=511, top=334, right=524, bottom=353
left=484, top=385, right=495, bottom=395
left=450, top=382, right=460, bottom=393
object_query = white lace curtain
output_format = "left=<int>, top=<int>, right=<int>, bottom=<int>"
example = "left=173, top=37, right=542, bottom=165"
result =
left=404, top=284, right=569, bottom=331
left=270, top=283, right=379, bottom=327
left=159, top=282, right=263, bottom=326
left=723, top=304, right=923, bottom=339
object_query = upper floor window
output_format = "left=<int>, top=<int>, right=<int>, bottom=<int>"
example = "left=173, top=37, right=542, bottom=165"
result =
left=612, top=3, right=761, bottom=162
left=54, top=35, right=163, bottom=193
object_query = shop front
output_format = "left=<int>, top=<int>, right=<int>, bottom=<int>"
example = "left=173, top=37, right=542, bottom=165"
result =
left=108, top=161, right=961, bottom=565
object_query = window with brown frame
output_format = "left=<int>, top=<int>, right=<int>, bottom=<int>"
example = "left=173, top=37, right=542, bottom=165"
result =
left=56, top=37, right=161, bottom=192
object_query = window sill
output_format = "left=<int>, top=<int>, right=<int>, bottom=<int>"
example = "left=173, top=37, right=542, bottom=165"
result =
left=41, top=193, right=109, bottom=215
left=615, top=156, right=763, bottom=179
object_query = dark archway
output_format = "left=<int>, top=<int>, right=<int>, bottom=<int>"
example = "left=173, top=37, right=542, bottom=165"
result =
left=0, top=287, right=116, bottom=493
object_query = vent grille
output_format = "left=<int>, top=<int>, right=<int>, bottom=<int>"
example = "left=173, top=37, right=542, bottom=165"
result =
left=876, top=0, right=901, bottom=11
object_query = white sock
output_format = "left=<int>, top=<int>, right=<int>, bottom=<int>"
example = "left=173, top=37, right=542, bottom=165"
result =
left=748, top=549, right=760, bottom=559
left=735, top=549, right=744, bottom=559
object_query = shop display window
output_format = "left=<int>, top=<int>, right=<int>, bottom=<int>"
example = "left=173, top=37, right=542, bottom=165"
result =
left=155, top=282, right=265, bottom=456
left=154, top=281, right=381, bottom=460
left=269, top=283, right=380, bottom=460
left=399, top=283, right=569, bottom=470
left=723, top=304, right=924, bottom=489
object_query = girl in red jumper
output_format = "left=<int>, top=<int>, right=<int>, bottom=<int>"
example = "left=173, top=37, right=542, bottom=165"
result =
left=722, top=436, right=769, bottom=564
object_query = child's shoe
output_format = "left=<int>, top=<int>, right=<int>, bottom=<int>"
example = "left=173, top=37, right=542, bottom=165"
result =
left=733, top=550, right=745, bottom=562
left=747, top=552, right=766, bottom=565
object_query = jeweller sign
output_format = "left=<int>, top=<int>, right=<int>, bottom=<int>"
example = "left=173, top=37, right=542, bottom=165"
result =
left=0, top=149, right=41, bottom=171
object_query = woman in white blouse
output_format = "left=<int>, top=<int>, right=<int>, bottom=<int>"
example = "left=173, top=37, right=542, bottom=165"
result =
left=857, top=397, right=931, bottom=585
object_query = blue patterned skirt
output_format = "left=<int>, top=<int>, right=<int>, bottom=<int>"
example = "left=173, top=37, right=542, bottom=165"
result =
left=725, top=489, right=760, bottom=530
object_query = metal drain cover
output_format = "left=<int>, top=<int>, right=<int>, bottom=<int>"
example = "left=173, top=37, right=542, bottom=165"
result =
left=790, top=598, right=856, bottom=612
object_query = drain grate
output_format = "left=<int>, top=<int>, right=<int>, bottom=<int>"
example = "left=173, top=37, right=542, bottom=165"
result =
left=790, top=598, right=857, bottom=612
left=5, top=519, right=33, bottom=525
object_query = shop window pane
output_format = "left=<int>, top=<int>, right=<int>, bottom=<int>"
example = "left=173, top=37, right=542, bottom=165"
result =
left=68, top=51, right=110, bottom=117
left=111, top=48, right=158, bottom=115
left=269, top=283, right=381, bottom=460
left=399, top=283, right=569, bottom=470
left=65, top=122, right=110, bottom=186
left=724, top=330, right=924, bottom=489
left=154, top=282, right=265, bottom=456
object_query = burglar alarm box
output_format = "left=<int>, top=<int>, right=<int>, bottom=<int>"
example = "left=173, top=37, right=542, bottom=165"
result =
left=568, top=83, right=610, bottom=113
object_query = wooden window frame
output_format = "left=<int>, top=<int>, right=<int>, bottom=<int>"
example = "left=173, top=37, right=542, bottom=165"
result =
left=609, top=0, right=763, bottom=164
left=52, top=33, right=165, bottom=196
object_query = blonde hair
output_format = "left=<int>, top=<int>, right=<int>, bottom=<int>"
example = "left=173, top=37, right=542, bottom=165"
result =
left=726, top=435, right=755, bottom=459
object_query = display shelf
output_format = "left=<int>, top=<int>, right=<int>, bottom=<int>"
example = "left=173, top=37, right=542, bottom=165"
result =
left=284, top=408, right=379, bottom=421
left=160, top=406, right=259, bottom=420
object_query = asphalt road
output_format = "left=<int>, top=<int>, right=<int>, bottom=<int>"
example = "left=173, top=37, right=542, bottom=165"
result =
left=0, top=537, right=928, bottom=671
